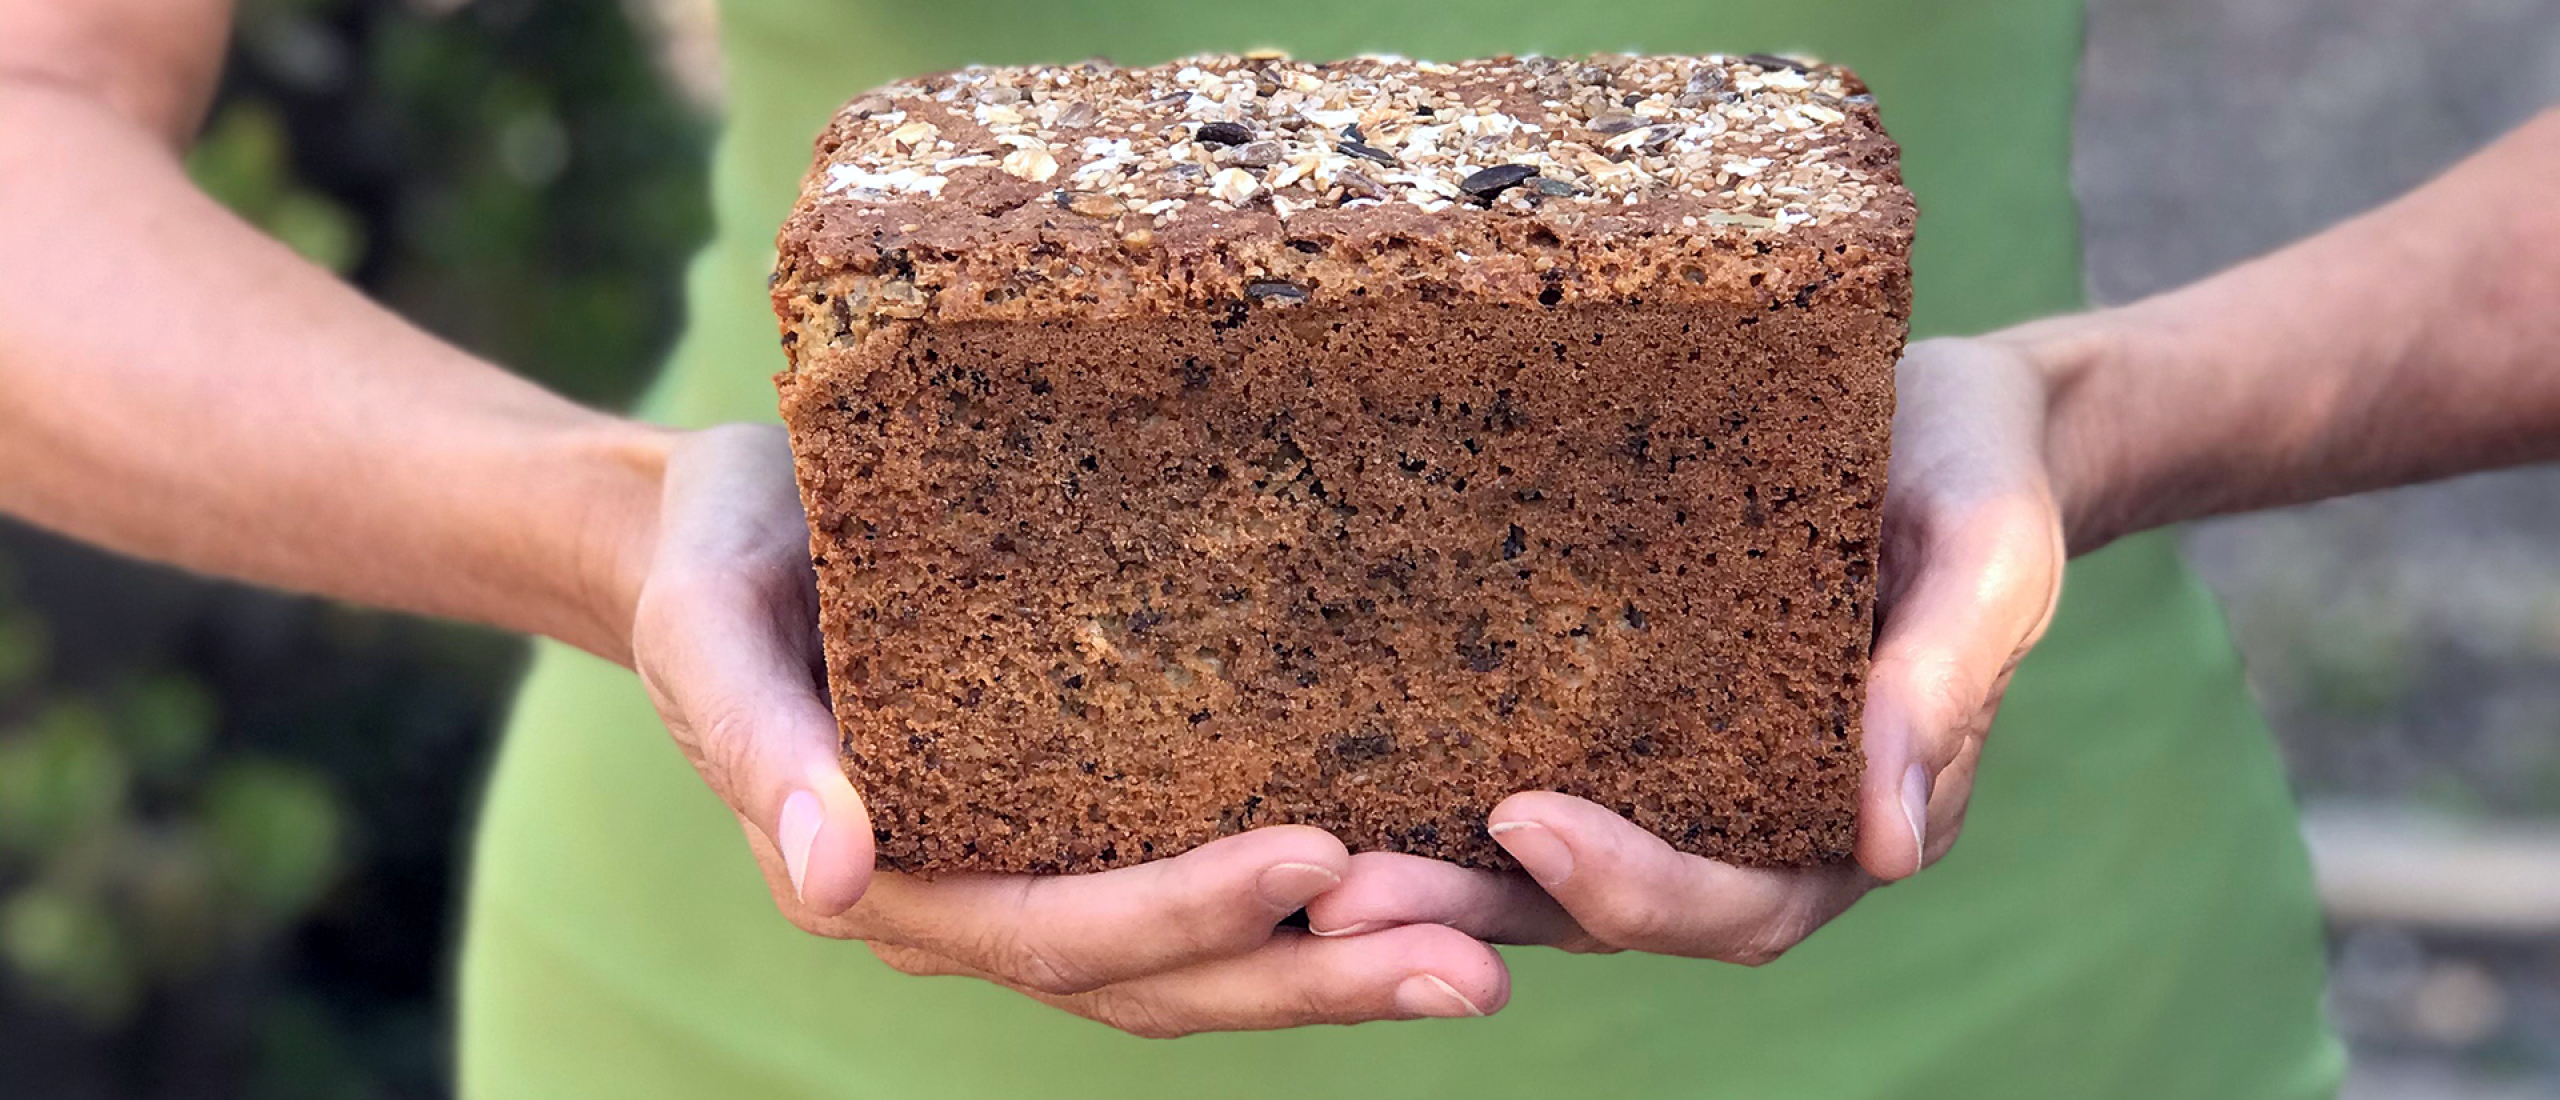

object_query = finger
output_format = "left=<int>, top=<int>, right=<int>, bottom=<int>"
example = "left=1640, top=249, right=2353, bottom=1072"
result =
left=636, top=426, right=874, bottom=916
left=734, top=806, right=870, bottom=927
left=833, top=826, right=1353, bottom=996
left=1859, top=489, right=2059, bottom=881
left=644, top=584, right=872, bottom=915
left=647, top=602, right=872, bottom=916
left=1487, top=791, right=1872, bottom=963
left=1305, top=852, right=1600, bottom=951
left=875, top=926, right=1509, bottom=1037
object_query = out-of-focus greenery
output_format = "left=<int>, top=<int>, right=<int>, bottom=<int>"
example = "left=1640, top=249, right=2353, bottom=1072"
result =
left=189, top=103, right=367, bottom=275
left=0, top=589, right=342, bottom=1026
left=0, top=0, right=706, bottom=1096
left=197, top=0, right=712, bottom=405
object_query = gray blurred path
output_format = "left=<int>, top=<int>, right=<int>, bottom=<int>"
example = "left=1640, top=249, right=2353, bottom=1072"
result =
left=2076, top=1, right=2560, bottom=1095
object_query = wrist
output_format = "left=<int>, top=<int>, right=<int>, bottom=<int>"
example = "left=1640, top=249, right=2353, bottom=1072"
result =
left=1981, top=306, right=2153, bottom=555
left=537, top=417, right=677, bottom=664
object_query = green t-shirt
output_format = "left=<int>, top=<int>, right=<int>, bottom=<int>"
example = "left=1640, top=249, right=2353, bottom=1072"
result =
left=456, top=1, right=2344, bottom=1095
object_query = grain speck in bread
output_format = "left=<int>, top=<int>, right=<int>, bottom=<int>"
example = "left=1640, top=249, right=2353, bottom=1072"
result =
left=772, top=52, right=1911, bottom=873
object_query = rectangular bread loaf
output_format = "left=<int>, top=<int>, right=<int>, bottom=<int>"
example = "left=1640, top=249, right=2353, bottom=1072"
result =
left=771, top=52, right=1911, bottom=873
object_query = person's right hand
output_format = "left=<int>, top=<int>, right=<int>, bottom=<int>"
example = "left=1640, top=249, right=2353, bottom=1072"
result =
left=621, top=425, right=1508, bottom=1037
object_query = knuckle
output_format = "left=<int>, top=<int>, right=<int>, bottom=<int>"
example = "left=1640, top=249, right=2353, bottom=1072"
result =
left=1722, top=920, right=1806, bottom=968
left=1969, top=488, right=2056, bottom=537
left=1081, top=988, right=1190, bottom=1040
left=1907, top=656, right=1979, bottom=730
left=1923, top=814, right=1970, bottom=867
left=787, top=910, right=847, bottom=939
left=1721, top=887, right=1843, bottom=967
left=1286, top=970, right=1343, bottom=1026
left=999, top=934, right=1103, bottom=997
left=628, top=579, right=679, bottom=637
left=867, top=942, right=943, bottom=975
left=696, top=706, right=765, bottom=795
left=1558, top=931, right=1626, bottom=955
left=1879, top=653, right=1984, bottom=759
left=1584, top=886, right=1683, bottom=950
left=631, top=567, right=716, bottom=631
left=1723, top=941, right=1790, bottom=968
left=1156, top=884, right=1266, bottom=961
left=654, top=555, right=755, bottom=598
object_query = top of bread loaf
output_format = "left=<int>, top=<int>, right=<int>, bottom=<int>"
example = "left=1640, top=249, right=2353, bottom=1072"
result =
left=774, top=52, right=1911, bottom=334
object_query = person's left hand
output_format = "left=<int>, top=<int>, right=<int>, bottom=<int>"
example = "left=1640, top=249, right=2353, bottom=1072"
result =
left=1303, top=335, right=2069, bottom=961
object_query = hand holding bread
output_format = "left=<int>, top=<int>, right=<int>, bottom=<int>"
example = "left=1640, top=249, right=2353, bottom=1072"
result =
left=627, top=426, right=1508, bottom=1034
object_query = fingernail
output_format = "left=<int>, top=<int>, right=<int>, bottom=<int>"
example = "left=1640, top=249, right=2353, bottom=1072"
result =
left=1489, top=820, right=1574, bottom=886
left=1900, top=763, right=1931, bottom=869
left=1395, top=974, right=1485, bottom=1019
left=1256, top=862, right=1342, bottom=911
left=779, top=790, right=823, bottom=903
left=1308, top=919, right=1387, bottom=938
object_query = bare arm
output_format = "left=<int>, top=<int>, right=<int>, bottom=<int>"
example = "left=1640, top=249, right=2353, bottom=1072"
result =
left=2037, top=107, right=2560, bottom=552
left=0, top=0, right=666, bottom=661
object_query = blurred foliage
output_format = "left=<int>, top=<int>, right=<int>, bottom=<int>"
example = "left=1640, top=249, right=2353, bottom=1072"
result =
left=0, top=0, right=707, bottom=1096
left=201, top=0, right=710, bottom=407
left=0, top=654, right=341, bottom=1025
left=189, top=103, right=366, bottom=274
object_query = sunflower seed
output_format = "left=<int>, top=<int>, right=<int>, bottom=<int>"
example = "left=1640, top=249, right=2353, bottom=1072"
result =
left=1338, top=139, right=1398, bottom=166
left=1743, top=53, right=1812, bottom=73
left=1195, top=121, right=1254, bottom=146
left=1458, top=163, right=1537, bottom=199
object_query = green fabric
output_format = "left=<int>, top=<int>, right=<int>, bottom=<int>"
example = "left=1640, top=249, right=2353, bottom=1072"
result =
left=458, top=0, right=2345, bottom=1095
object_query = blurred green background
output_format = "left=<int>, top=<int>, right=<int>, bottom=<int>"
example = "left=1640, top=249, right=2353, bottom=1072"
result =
left=0, top=0, right=706, bottom=1095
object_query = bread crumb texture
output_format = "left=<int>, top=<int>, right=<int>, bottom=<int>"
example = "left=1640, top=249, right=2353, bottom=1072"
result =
left=773, top=52, right=1910, bottom=873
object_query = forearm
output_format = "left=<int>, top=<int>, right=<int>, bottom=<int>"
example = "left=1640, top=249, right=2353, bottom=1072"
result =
left=2028, top=108, right=2560, bottom=552
left=0, top=78, right=668, bottom=661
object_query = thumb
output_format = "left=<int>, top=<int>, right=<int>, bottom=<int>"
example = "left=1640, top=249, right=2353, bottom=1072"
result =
left=635, top=428, right=876, bottom=916
left=638, top=571, right=876, bottom=915
left=706, top=653, right=877, bottom=918
left=1858, top=492, right=2060, bottom=882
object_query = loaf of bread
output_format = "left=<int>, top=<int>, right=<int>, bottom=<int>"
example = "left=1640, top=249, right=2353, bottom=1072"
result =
left=771, top=52, right=1910, bottom=874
